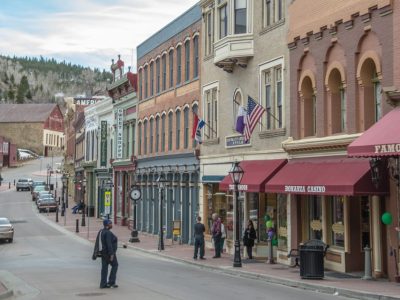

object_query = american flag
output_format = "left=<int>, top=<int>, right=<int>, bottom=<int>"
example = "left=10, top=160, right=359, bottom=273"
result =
left=244, top=96, right=266, bottom=142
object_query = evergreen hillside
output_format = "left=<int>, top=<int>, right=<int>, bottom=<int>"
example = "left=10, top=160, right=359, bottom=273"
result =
left=0, top=55, right=112, bottom=103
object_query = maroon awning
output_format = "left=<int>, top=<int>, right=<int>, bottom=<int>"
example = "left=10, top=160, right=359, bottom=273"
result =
left=348, top=107, right=400, bottom=157
left=219, top=159, right=287, bottom=192
left=265, top=157, right=388, bottom=196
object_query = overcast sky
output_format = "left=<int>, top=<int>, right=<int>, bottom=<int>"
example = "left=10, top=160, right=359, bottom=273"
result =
left=0, top=0, right=199, bottom=71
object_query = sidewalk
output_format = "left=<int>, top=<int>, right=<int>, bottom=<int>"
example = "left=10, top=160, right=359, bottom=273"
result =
left=38, top=208, right=400, bottom=300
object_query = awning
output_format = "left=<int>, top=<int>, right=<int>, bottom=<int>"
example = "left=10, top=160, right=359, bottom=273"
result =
left=219, top=159, right=287, bottom=192
left=348, top=107, right=400, bottom=157
left=265, top=158, right=388, bottom=196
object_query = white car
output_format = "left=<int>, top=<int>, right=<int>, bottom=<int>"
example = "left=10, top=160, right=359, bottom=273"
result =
left=0, top=218, right=14, bottom=243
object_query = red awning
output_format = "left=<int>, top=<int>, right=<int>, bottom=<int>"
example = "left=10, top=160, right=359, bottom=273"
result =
left=348, top=107, right=400, bottom=157
left=265, top=158, right=388, bottom=196
left=219, top=159, right=287, bottom=192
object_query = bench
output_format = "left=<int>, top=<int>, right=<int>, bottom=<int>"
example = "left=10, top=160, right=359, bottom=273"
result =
left=287, top=239, right=329, bottom=267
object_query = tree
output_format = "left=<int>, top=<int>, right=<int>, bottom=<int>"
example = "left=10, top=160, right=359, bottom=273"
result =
left=16, top=75, right=30, bottom=103
left=8, top=88, right=15, bottom=101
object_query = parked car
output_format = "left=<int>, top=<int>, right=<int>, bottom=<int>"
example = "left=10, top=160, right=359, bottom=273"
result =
left=38, top=199, right=58, bottom=213
left=36, top=193, right=54, bottom=207
left=30, top=181, right=46, bottom=193
left=32, top=185, right=48, bottom=201
left=0, top=218, right=14, bottom=243
left=16, top=178, right=32, bottom=191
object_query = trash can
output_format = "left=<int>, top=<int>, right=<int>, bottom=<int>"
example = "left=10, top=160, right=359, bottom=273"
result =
left=299, top=242, right=325, bottom=279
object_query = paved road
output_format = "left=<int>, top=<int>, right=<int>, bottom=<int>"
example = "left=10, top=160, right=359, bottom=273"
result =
left=0, top=160, right=347, bottom=299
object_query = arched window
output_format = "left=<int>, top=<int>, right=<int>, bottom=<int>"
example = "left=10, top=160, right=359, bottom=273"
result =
left=183, top=107, right=189, bottom=149
left=192, top=104, right=198, bottom=147
left=327, top=68, right=346, bottom=134
left=162, top=54, right=167, bottom=91
left=138, top=69, right=142, bottom=100
left=144, top=65, right=148, bottom=99
left=176, top=46, right=182, bottom=85
left=169, top=50, right=174, bottom=88
left=143, top=120, right=148, bottom=154
left=193, top=36, right=199, bottom=78
left=138, top=123, right=142, bottom=155
left=301, top=77, right=316, bottom=138
left=156, top=58, right=160, bottom=94
left=168, top=112, right=173, bottom=151
left=155, top=116, right=160, bottom=153
left=150, top=62, right=154, bottom=97
left=161, top=114, right=166, bottom=152
left=185, top=40, right=190, bottom=82
left=149, top=118, right=154, bottom=153
left=176, top=109, right=181, bottom=150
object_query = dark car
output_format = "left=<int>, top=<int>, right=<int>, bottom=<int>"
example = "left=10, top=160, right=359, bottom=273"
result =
left=38, top=199, right=58, bottom=213
left=32, top=185, right=48, bottom=201
left=16, top=178, right=32, bottom=191
left=36, top=192, right=53, bottom=206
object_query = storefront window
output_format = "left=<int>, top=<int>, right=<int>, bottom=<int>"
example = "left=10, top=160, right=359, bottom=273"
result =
left=259, top=194, right=277, bottom=242
left=248, top=193, right=259, bottom=239
left=308, top=196, right=322, bottom=240
left=277, top=194, right=288, bottom=250
left=205, top=183, right=231, bottom=239
left=329, top=196, right=345, bottom=248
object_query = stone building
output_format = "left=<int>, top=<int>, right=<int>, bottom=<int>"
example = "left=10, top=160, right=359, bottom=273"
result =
left=135, top=4, right=201, bottom=244
left=0, top=104, right=64, bottom=156
left=199, top=0, right=291, bottom=259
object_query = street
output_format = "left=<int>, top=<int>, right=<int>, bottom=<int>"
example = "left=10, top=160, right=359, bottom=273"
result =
left=0, top=159, right=348, bottom=300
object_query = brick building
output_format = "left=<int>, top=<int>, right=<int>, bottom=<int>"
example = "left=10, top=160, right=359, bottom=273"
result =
left=135, top=4, right=201, bottom=244
left=0, top=104, right=64, bottom=156
left=266, top=0, right=396, bottom=278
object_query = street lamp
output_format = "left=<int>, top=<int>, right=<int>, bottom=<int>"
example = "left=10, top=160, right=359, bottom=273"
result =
left=129, top=184, right=141, bottom=243
left=81, top=177, right=87, bottom=227
left=229, top=161, right=244, bottom=268
left=61, top=173, right=68, bottom=217
left=156, top=174, right=167, bottom=251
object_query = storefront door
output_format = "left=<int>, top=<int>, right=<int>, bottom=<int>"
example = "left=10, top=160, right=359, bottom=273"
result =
left=308, top=196, right=323, bottom=240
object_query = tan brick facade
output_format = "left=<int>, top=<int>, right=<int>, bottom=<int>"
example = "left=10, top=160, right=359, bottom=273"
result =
left=0, top=123, right=44, bottom=154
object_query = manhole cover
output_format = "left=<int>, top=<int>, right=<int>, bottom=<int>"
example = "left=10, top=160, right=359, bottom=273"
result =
left=76, top=292, right=106, bottom=297
left=10, top=220, right=27, bottom=224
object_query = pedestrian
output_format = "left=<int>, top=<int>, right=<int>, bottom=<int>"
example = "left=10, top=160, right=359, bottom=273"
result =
left=193, top=216, right=206, bottom=260
left=211, top=213, right=222, bottom=258
left=243, top=220, right=257, bottom=259
left=99, top=219, right=119, bottom=289
left=220, top=219, right=226, bottom=254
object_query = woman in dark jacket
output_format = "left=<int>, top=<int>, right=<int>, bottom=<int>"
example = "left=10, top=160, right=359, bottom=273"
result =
left=243, top=220, right=257, bottom=259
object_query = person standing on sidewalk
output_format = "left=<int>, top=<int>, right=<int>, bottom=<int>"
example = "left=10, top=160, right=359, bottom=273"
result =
left=100, top=219, right=119, bottom=289
left=243, top=220, right=257, bottom=259
left=193, top=216, right=206, bottom=260
left=220, top=220, right=226, bottom=254
left=211, top=213, right=222, bottom=258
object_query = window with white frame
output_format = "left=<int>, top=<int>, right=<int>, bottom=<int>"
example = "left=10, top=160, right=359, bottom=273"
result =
left=138, top=123, right=142, bottom=155
left=143, top=120, right=148, bottom=154
left=176, top=46, right=182, bottom=85
left=184, top=107, right=189, bottom=149
left=156, top=58, right=160, bottom=94
left=263, top=0, right=285, bottom=28
left=138, top=70, right=142, bottom=100
left=162, top=54, right=167, bottom=91
left=168, top=112, right=173, bottom=151
left=219, top=2, right=228, bottom=39
left=161, top=114, right=166, bottom=152
left=176, top=109, right=181, bottom=149
left=185, top=40, right=190, bottom=82
left=204, top=84, right=218, bottom=140
left=234, top=0, right=247, bottom=34
left=155, top=116, right=160, bottom=153
left=193, top=36, right=199, bottom=78
left=144, top=65, right=148, bottom=99
left=205, top=10, right=214, bottom=56
left=150, top=62, right=154, bottom=97
left=149, top=118, right=154, bottom=154
left=260, top=58, right=284, bottom=130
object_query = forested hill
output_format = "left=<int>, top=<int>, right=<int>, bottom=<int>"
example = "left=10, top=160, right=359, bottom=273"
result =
left=0, top=55, right=112, bottom=104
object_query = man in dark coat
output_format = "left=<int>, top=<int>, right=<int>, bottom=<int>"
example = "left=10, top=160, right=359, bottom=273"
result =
left=211, top=213, right=222, bottom=258
left=100, top=219, right=119, bottom=289
left=193, top=216, right=206, bottom=260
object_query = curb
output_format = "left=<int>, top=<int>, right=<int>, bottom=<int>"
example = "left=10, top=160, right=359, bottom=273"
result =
left=0, top=282, right=13, bottom=300
left=124, top=244, right=399, bottom=300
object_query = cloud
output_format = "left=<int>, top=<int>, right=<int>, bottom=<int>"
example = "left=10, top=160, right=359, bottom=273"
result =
left=0, top=0, right=198, bottom=70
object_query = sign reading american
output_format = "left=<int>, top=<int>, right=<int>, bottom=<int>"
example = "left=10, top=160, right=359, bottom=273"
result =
left=374, top=144, right=400, bottom=154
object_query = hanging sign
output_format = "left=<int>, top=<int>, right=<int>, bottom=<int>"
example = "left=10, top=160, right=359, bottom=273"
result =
left=116, top=109, right=124, bottom=159
left=100, top=121, right=107, bottom=167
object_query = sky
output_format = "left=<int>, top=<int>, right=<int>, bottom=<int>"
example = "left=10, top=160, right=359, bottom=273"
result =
left=0, top=0, right=199, bottom=72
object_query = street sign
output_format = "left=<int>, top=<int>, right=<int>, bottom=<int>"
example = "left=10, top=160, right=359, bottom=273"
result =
left=104, top=190, right=111, bottom=215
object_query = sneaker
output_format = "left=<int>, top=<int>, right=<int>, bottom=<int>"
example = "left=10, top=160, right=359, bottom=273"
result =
left=100, top=285, right=110, bottom=289
left=109, top=284, right=118, bottom=288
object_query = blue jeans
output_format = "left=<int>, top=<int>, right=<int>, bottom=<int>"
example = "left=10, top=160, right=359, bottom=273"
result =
left=100, top=254, right=118, bottom=287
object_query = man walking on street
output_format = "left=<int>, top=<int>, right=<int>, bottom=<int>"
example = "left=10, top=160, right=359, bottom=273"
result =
left=211, top=213, right=222, bottom=258
left=100, top=219, right=119, bottom=289
left=193, top=216, right=206, bottom=260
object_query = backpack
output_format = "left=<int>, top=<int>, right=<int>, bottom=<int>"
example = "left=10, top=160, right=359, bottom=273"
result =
left=92, top=229, right=103, bottom=260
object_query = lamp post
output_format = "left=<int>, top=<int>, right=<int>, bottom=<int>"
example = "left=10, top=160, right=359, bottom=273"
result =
left=156, top=174, right=166, bottom=251
left=61, top=173, right=68, bottom=217
left=129, top=184, right=141, bottom=243
left=229, top=161, right=244, bottom=268
left=81, top=178, right=87, bottom=227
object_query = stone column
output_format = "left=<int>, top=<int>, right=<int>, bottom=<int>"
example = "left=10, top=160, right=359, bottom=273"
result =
left=372, top=195, right=382, bottom=276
